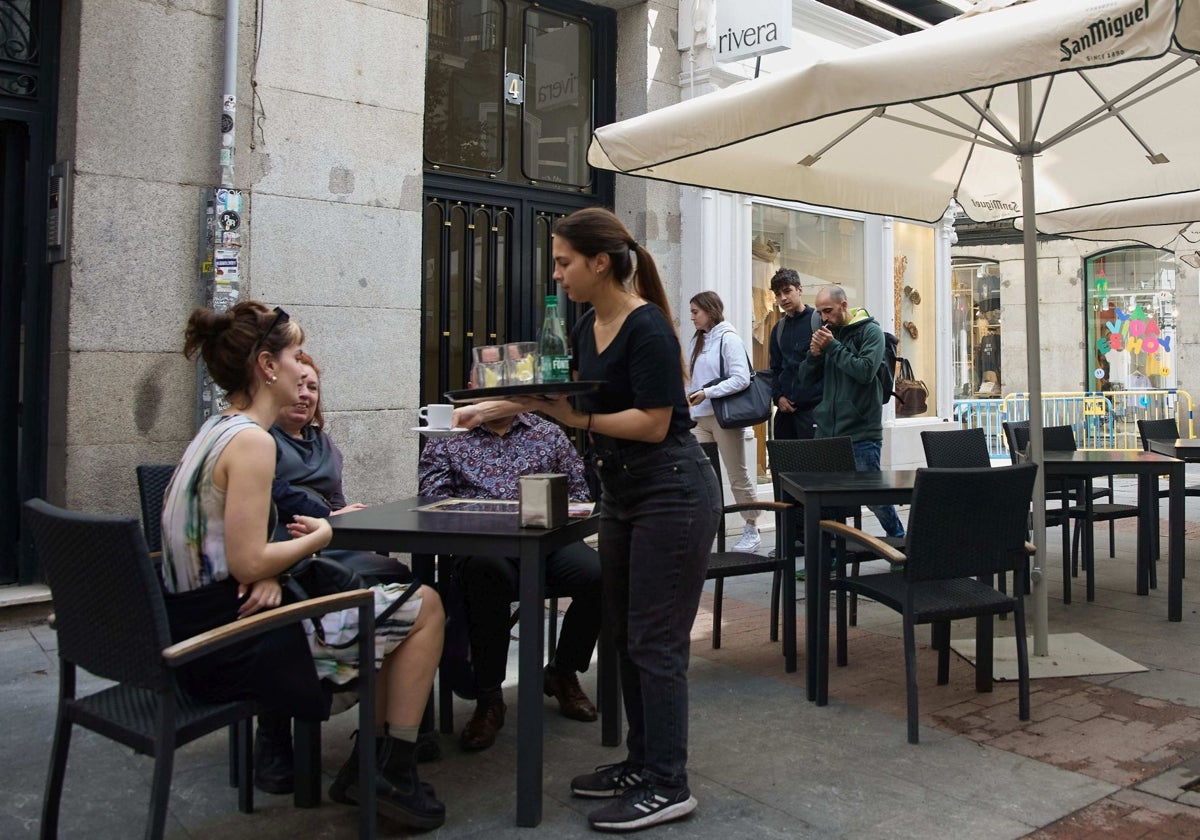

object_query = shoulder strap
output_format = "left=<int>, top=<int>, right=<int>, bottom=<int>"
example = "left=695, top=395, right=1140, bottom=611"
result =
left=717, top=333, right=726, bottom=379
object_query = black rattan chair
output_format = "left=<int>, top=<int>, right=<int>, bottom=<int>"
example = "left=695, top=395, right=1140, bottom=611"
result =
left=700, top=441, right=792, bottom=648
left=1012, top=423, right=1138, bottom=601
left=1137, top=418, right=1200, bottom=572
left=135, top=464, right=176, bottom=556
left=820, top=464, right=1037, bottom=744
left=24, top=499, right=379, bottom=840
left=920, top=427, right=991, bottom=469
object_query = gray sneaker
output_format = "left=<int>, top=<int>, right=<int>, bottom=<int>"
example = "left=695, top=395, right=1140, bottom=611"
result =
left=570, top=761, right=644, bottom=798
left=587, top=782, right=697, bottom=831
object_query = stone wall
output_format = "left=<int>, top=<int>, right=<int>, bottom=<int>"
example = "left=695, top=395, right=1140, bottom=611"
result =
left=51, top=0, right=429, bottom=516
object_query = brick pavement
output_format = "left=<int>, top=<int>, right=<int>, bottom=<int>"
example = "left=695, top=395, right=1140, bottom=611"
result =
left=691, top=590, right=1200, bottom=839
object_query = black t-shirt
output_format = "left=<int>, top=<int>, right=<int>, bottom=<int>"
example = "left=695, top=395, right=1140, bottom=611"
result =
left=572, top=304, right=693, bottom=443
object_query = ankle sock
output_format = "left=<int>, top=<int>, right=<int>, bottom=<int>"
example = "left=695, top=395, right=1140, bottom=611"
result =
left=389, top=725, right=419, bottom=743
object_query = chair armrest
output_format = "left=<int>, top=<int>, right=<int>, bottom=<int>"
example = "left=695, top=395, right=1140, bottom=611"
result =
left=726, top=501, right=792, bottom=515
left=819, top=519, right=906, bottom=564
left=163, top=589, right=376, bottom=666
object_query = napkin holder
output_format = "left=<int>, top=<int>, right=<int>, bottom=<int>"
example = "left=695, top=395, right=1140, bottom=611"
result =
left=519, top=474, right=568, bottom=528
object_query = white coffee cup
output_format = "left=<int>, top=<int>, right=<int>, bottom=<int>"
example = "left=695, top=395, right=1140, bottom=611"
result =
left=418, top=403, right=455, bottom=430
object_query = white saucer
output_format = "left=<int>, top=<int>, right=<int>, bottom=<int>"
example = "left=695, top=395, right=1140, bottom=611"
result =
left=411, top=426, right=468, bottom=438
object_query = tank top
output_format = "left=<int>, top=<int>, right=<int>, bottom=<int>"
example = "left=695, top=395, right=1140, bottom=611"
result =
left=160, top=413, right=259, bottom=593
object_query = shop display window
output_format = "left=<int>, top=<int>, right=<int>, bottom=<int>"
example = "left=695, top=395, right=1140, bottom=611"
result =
left=951, top=258, right=1002, bottom=399
left=1085, top=248, right=1178, bottom=393
left=750, top=202, right=865, bottom=476
left=892, top=222, right=936, bottom=417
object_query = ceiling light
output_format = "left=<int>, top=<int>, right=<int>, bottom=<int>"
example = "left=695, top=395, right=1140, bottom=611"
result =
left=1179, top=252, right=1200, bottom=269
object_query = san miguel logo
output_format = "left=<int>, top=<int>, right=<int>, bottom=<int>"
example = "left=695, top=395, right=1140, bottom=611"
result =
left=969, top=198, right=1019, bottom=214
left=1060, top=0, right=1150, bottom=63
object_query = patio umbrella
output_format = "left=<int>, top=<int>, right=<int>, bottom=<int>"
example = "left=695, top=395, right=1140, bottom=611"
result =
left=588, top=0, right=1200, bottom=655
left=1014, top=190, right=1200, bottom=249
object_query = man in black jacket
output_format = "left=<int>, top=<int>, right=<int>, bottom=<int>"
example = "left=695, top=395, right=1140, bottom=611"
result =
left=768, top=268, right=823, bottom=439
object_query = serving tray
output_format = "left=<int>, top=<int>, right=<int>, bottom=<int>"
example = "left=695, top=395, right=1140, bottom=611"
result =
left=444, top=380, right=604, bottom=404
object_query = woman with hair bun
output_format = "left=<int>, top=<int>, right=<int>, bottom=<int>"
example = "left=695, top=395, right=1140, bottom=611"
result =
left=160, top=300, right=446, bottom=830
left=454, top=207, right=720, bottom=832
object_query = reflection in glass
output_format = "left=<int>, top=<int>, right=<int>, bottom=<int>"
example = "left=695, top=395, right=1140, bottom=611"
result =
left=425, top=0, right=505, bottom=172
left=522, top=9, right=592, bottom=187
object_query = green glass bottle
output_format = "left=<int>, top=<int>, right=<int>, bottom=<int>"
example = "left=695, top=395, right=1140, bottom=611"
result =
left=538, top=295, right=571, bottom=383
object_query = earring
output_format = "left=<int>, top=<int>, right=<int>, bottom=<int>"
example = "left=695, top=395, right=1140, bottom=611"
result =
left=267, top=374, right=278, bottom=385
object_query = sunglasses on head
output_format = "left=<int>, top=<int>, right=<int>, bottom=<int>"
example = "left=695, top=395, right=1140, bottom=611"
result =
left=263, top=306, right=289, bottom=339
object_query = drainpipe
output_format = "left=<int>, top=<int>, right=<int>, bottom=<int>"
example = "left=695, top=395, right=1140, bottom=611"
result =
left=197, top=0, right=243, bottom=424
left=219, top=0, right=238, bottom=187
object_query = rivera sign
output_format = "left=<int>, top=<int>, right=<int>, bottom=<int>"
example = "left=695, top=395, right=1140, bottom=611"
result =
left=714, top=0, right=793, bottom=63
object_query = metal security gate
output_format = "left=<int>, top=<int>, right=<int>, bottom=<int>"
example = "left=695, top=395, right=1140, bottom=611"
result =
left=421, top=184, right=595, bottom=406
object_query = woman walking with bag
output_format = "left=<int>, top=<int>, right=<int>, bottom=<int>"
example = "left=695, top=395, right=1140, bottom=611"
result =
left=686, top=291, right=762, bottom=553
left=453, top=207, right=720, bottom=831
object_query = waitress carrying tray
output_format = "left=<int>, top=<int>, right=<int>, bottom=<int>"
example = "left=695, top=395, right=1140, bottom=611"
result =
left=444, top=380, right=604, bottom=404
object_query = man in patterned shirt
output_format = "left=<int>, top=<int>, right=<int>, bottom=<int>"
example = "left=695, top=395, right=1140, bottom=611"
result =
left=418, top=411, right=601, bottom=751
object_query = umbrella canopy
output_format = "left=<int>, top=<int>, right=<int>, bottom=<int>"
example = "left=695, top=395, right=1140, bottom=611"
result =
left=590, top=0, right=1200, bottom=225
left=588, top=0, right=1200, bottom=655
left=1014, top=190, right=1200, bottom=249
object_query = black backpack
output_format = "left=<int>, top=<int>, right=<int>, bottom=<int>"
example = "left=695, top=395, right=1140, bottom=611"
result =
left=877, top=331, right=899, bottom=404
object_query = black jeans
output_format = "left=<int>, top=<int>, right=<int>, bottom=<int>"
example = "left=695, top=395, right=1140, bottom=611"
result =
left=593, top=433, right=720, bottom=788
left=774, top=407, right=817, bottom=440
left=453, top=541, right=602, bottom=693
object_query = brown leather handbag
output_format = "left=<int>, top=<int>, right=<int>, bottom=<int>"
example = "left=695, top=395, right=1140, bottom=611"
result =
left=894, top=357, right=929, bottom=417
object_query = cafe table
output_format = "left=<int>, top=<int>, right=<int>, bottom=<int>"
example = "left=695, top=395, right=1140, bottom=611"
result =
left=328, top=497, right=614, bottom=827
left=1148, top=438, right=1200, bottom=463
left=782, top=455, right=1186, bottom=708
left=779, top=470, right=919, bottom=705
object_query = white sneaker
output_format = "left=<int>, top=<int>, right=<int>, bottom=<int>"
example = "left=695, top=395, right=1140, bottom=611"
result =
left=732, top=524, right=761, bottom=553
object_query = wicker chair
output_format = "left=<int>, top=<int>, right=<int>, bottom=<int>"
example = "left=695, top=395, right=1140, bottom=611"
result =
left=24, top=499, right=379, bottom=840
left=700, top=441, right=792, bottom=648
left=819, top=464, right=1037, bottom=743
left=1006, top=422, right=1139, bottom=602
left=919, top=427, right=992, bottom=469
left=1137, top=418, right=1200, bottom=571
left=135, top=464, right=176, bottom=556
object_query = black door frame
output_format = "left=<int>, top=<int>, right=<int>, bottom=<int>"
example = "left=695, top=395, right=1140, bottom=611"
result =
left=1, top=0, right=61, bottom=583
left=420, top=0, right=615, bottom=406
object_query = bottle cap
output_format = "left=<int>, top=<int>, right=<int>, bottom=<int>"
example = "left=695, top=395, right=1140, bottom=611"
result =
left=545, top=295, right=558, bottom=306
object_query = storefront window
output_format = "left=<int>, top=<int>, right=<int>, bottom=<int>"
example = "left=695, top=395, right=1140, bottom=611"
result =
left=892, top=222, right=936, bottom=418
left=750, top=202, right=865, bottom=476
left=1085, top=248, right=1178, bottom=393
left=951, top=258, right=1002, bottom=399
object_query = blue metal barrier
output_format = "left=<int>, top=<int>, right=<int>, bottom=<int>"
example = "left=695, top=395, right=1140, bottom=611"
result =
left=951, top=390, right=1195, bottom=454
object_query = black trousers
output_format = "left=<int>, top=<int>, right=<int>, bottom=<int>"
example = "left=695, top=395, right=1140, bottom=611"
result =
left=453, top=541, right=602, bottom=693
left=774, top=407, right=817, bottom=440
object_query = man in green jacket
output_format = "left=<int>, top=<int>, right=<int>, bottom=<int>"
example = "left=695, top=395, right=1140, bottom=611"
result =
left=799, top=285, right=905, bottom=538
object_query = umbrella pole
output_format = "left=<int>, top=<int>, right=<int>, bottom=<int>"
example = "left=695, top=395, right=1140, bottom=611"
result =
left=1018, top=80, right=1049, bottom=657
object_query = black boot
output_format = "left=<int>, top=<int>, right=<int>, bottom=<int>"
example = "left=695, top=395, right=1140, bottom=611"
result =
left=253, top=711, right=294, bottom=795
left=375, top=729, right=446, bottom=830
left=329, top=731, right=441, bottom=816
left=328, top=730, right=368, bottom=806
